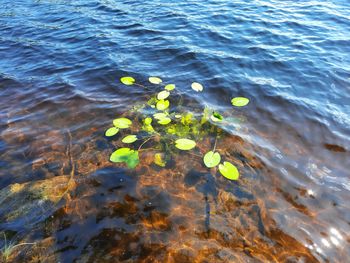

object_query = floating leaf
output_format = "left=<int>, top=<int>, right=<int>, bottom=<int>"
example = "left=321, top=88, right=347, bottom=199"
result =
left=120, top=76, right=135, bottom=85
left=144, top=117, right=152, bottom=125
left=165, top=84, right=175, bottom=91
left=154, top=153, right=166, bottom=167
left=156, top=100, right=169, bottom=110
left=219, top=162, right=239, bottom=180
left=153, top=112, right=167, bottom=120
left=142, top=118, right=155, bottom=133
left=157, top=90, right=170, bottom=100
left=191, top=82, right=203, bottom=92
left=110, top=148, right=139, bottom=168
left=149, top=77, right=162, bottom=84
left=210, top=112, right=223, bottom=122
left=105, top=127, right=119, bottom=137
left=110, top=148, right=132, bottom=162
left=231, top=97, right=249, bottom=107
left=158, top=117, right=171, bottom=125
left=203, top=151, right=221, bottom=168
left=122, top=135, right=138, bottom=143
left=113, top=118, right=132, bottom=129
left=175, top=138, right=196, bottom=150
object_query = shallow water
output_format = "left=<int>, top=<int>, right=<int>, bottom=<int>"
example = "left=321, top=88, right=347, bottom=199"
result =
left=1, top=0, right=350, bottom=262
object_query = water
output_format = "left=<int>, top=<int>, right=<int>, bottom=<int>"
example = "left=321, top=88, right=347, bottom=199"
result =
left=1, top=0, right=350, bottom=262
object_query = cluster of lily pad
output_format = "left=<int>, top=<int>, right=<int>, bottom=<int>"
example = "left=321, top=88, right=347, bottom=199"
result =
left=105, top=76, right=249, bottom=180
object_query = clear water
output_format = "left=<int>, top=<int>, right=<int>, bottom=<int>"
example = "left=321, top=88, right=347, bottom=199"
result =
left=0, top=0, right=349, bottom=262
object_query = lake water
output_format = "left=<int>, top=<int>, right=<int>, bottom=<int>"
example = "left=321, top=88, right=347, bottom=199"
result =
left=0, top=0, right=349, bottom=262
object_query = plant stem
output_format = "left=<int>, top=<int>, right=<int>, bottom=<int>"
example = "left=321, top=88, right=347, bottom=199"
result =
left=138, top=136, right=155, bottom=151
left=213, top=135, right=218, bottom=152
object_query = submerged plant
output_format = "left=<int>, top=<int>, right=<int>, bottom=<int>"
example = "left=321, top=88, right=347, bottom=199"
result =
left=105, top=76, right=250, bottom=180
left=1, top=233, right=36, bottom=262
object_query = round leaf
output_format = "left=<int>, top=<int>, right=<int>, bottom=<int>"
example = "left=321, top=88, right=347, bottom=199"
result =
left=191, top=82, right=203, bottom=92
left=113, top=118, right=132, bottom=129
left=110, top=148, right=139, bottom=168
left=105, top=127, right=119, bottom=137
left=120, top=76, right=135, bottom=85
left=175, top=139, right=196, bottom=150
left=110, top=148, right=132, bottom=162
left=153, top=112, right=167, bottom=120
left=149, top=77, right=162, bottom=84
left=144, top=117, right=152, bottom=125
left=122, top=135, right=138, bottom=143
left=165, top=84, right=175, bottom=91
left=231, top=97, right=249, bottom=107
left=158, top=117, right=171, bottom=125
left=219, top=162, right=239, bottom=180
left=157, top=90, right=170, bottom=100
left=203, top=151, right=221, bottom=168
left=156, top=100, right=170, bottom=110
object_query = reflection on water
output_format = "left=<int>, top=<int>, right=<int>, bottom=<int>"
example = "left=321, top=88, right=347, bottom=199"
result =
left=1, top=0, right=350, bottom=262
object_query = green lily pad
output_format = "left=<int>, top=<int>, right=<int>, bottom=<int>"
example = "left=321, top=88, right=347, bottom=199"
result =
left=144, top=117, right=152, bottom=125
left=122, top=135, right=138, bottom=143
left=149, top=77, right=162, bottom=84
left=105, top=127, right=119, bottom=137
left=219, top=162, right=239, bottom=180
left=203, top=151, right=221, bottom=168
left=110, top=148, right=139, bottom=168
left=191, top=82, right=203, bottom=92
left=113, top=118, right=132, bottom=129
left=156, top=100, right=170, bottom=110
left=154, top=153, right=166, bottom=167
left=120, top=76, right=135, bottom=85
left=175, top=139, right=196, bottom=150
left=165, top=84, right=175, bottom=91
left=231, top=97, right=249, bottom=107
left=210, top=112, right=223, bottom=122
left=153, top=112, right=167, bottom=120
left=158, top=117, right=171, bottom=125
left=157, top=90, right=170, bottom=100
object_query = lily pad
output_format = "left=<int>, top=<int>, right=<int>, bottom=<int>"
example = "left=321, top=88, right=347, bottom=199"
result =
left=153, top=112, right=167, bottom=120
left=154, top=153, right=166, bottom=167
left=105, top=127, right=119, bottom=137
left=156, top=100, right=170, bottom=110
left=144, top=117, right=152, bottom=125
left=210, top=112, right=223, bottom=122
left=157, top=90, right=170, bottom=100
left=165, top=84, right=175, bottom=91
left=203, top=151, right=221, bottom=168
left=110, top=148, right=139, bottom=168
left=113, top=118, right=132, bottom=129
left=175, top=139, right=196, bottom=150
left=158, top=117, right=171, bottom=125
left=191, top=82, right=203, bottom=92
left=219, top=162, right=239, bottom=180
left=231, top=97, right=249, bottom=107
left=120, top=76, right=135, bottom=85
left=149, top=77, right=162, bottom=84
left=122, top=135, right=138, bottom=143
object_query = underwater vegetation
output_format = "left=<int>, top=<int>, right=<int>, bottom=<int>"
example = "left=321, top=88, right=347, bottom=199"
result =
left=106, top=76, right=249, bottom=181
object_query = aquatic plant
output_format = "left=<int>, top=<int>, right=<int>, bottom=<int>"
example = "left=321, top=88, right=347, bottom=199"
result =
left=105, top=76, right=249, bottom=180
left=1, top=233, right=36, bottom=262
